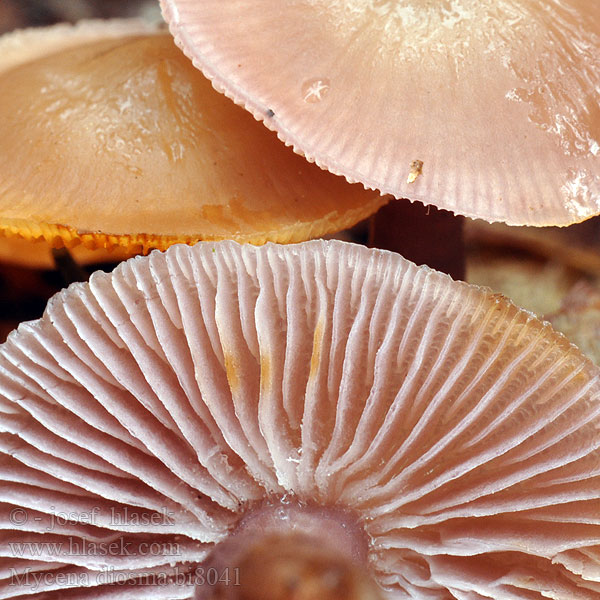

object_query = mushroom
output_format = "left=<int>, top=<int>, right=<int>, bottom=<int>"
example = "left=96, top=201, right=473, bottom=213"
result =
left=0, top=236, right=134, bottom=270
left=2, top=239, right=600, bottom=598
left=159, top=0, right=600, bottom=227
left=0, top=20, right=387, bottom=256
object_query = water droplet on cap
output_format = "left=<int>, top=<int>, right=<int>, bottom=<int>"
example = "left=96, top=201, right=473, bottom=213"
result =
left=302, top=78, right=330, bottom=104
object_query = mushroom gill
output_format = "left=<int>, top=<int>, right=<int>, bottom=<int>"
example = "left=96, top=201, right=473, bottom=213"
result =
left=160, top=0, right=600, bottom=226
left=1, top=240, right=600, bottom=598
left=0, top=21, right=387, bottom=254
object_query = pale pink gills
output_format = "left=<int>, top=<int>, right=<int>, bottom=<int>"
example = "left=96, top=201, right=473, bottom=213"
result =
left=1, top=240, right=600, bottom=598
left=161, top=0, right=600, bottom=227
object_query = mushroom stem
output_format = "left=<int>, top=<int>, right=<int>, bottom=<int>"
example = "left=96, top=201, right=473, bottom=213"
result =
left=51, top=246, right=90, bottom=285
left=368, top=200, right=465, bottom=280
left=199, top=499, right=381, bottom=600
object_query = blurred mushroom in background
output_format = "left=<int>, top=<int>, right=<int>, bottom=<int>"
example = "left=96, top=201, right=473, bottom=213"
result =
left=0, top=13, right=386, bottom=340
left=0, top=23, right=386, bottom=250
left=0, top=0, right=163, bottom=337
left=0, top=0, right=162, bottom=33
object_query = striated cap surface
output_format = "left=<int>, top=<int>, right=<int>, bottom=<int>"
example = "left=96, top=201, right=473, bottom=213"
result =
left=161, top=0, right=600, bottom=226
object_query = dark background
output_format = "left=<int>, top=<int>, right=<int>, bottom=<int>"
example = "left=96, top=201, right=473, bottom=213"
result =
left=0, top=1, right=160, bottom=34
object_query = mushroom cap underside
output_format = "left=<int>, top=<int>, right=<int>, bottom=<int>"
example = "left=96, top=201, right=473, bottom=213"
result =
left=0, top=233, right=136, bottom=269
left=161, top=0, right=600, bottom=226
left=0, top=22, right=387, bottom=252
left=1, top=240, right=600, bottom=598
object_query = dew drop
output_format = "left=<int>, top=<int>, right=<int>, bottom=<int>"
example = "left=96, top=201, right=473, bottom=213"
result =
left=302, top=77, right=330, bottom=104
left=127, top=165, right=143, bottom=177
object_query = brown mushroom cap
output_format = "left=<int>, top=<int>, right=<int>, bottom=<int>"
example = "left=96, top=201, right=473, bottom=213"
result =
left=0, top=22, right=387, bottom=253
left=161, top=0, right=600, bottom=226
left=2, top=240, right=600, bottom=598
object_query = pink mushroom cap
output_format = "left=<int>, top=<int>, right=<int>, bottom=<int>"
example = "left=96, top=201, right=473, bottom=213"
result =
left=160, top=0, right=600, bottom=226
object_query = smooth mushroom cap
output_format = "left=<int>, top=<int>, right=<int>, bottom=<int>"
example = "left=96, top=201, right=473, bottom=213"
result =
left=0, top=22, right=387, bottom=253
left=161, top=0, right=600, bottom=226
left=2, top=240, right=600, bottom=598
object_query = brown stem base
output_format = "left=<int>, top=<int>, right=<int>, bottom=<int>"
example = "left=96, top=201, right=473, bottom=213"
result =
left=197, top=499, right=380, bottom=600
